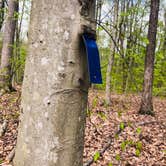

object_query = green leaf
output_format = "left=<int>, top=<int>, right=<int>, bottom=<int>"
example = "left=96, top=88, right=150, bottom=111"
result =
left=136, top=141, right=142, bottom=151
left=108, top=162, right=113, bottom=166
left=118, top=111, right=122, bottom=117
left=97, top=26, right=103, bottom=32
left=93, top=151, right=100, bottom=162
left=127, top=121, right=132, bottom=128
left=115, top=134, right=119, bottom=139
left=0, top=159, right=3, bottom=164
left=136, top=127, right=142, bottom=134
left=99, top=112, right=107, bottom=120
left=92, top=98, right=97, bottom=108
left=120, top=122, right=125, bottom=130
left=121, top=141, right=126, bottom=151
left=115, top=154, right=121, bottom=161
left=143, top=37, right=149, bottom=44
left=135, top=149, right=141, bottom=157
left=87, top=109, right=92, bottom=117
left=162, top=150, right=166, bottom=154
left=127, top=140, right=134, bottom=145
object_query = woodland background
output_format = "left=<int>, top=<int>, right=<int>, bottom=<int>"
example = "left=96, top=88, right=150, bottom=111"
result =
left=0, top=0, right=165, bottom=166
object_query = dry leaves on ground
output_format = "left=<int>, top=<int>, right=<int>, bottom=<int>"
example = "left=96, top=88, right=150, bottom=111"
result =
left=0, top=89, right=165, bottom=166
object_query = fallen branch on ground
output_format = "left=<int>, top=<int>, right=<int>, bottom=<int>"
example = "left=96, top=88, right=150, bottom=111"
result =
left=5, top=148, right=15, bottom=163
left=0, top=120, right=8, bottom=137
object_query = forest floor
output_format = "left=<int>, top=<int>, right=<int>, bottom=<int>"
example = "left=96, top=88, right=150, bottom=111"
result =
left=0, top=89, right=165, bottom=166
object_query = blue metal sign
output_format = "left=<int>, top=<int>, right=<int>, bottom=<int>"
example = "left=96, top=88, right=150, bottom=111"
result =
left=82, top=33, right=102, bottom=84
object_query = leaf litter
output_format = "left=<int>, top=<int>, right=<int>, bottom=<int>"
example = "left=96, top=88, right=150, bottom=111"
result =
left=0, top=89, right=165, bottom=166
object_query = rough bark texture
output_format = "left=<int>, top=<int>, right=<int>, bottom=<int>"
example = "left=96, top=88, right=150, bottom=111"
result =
left=139, top=0, right=160, bottom=115
left=14, top=0, right=96, bottom=166
left=0, top=0, right=18, bottom=92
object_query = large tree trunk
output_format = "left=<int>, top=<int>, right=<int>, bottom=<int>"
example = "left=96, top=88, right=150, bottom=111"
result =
left=139, top=0, right=160, bottom=115
left=14, top=0, right=96, bottom=166
left=0, top=0, right=18, bottom=92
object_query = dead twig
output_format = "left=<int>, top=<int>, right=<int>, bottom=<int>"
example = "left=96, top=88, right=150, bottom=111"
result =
left=0, top=120, right=8, bottom=137
left=5, top=148, right=15, bottom=163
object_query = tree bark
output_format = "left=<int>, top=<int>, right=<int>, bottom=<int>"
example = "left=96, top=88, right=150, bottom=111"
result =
left=105, top=0, right=118, bottom=105
left=0, top=0, right=18, bottom=92
left=0, top=0, right=5, bottom=30
left=139, top=0, right=160, bottom=115
left=163, top=8, right=166, bottom=55
left=14, top=0, right=96, bottom=166
left=105, top=44, right=114, bottom=105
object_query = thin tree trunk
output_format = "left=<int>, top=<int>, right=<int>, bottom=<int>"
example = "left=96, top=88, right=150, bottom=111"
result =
left=91, top=0, right=103, bottom=91
left=105, top=0, right=118, bottom=105
left=0, top=0, right=18, bottom=92
left=125, top=57, right=132, bottom=93
left=0, top=0, right=5, bottom=30
left=139, top=0, right=160, bottom=115
left=105, top=45, right=114, bottom=105
left=14, top=0, right=96, bottom=166
left=163, top=8, right=166, bottom=55
left=13, top=0, right=25, bottom=84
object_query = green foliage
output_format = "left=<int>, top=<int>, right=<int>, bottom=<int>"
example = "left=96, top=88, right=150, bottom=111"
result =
left=126, top=139, right=134, bottom=146
left=163, top=150, right=166, bottom=154
left=121, top=141, right=126, bottom=151
left=153, top=49, right=166, bottom=96
left=119, top=139, right=142, bottom=158
left=14, top=11, right=19, bottom=20
left=115, top=154, right=121, bottom=161
left=98, top=111, right=107, bottom=120
left=93, top=151, right=100, bottom=162
left=0, top=159, right=3, bottom=164
left=135, top=149, right=141, bottom=157
left=136, top=127, right=142, bottom=135
left=108, top=162, right=113, bottom=166
left=96, top=34, right=166, bottom=96
left=87, top=108, right=92, bottom=117
left=120, top=122, right=125, bottom=130
left=92, top=97, right=98, bottom=108
left=11, top=43, right=27, bottom=83
left=95, top=0, right=166, bottom=97
left=115, top=134, right=119, bottom=139
left=127, top=121, right=132, bottom=128
left=117, top=111, right=122, bottom=118
left=136, top=141, right=142, bottom=151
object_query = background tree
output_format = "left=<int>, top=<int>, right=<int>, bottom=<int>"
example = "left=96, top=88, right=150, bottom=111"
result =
left=12, top=0, right=27, bottom=86
left=0, top=0, right=5, bottom=30
left=0, top=0, right=18, bottom=92
left=105, top=0, right=119, bottom=105
left=139, top=0, right=160, bottom=115
left=96, top=0, right=165, bottom=98
left=14, top=0, right=96, bottom=166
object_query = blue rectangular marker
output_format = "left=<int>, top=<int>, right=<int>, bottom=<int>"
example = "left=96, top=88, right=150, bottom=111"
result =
left=82, top=34, right=102, bottom=84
